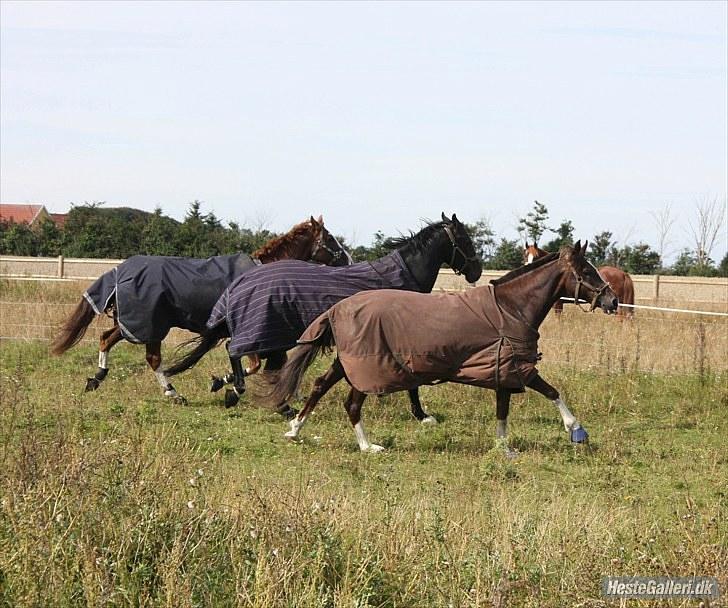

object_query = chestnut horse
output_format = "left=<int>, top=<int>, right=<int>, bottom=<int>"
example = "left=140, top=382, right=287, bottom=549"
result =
left=51, top=217, right=350, bottom=403
left=524, top=242, right=634, bottom=317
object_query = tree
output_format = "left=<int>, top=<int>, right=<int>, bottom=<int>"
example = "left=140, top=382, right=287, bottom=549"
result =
left=517, top=200, right=550, bottom=245
left=687, top=196, right=726, bottom=267
left=543, top=219, right=574, bottom=252
left=0, top=220, right=38, bottom=255
left=650, top=203, right=677, bottom=267
left=485, top=238, right=523, bottom=270
left=464, top=218, right=496, bottom=265
left=615, top=243, right=661, bottom=274
left=141, top=207, right=180, bottom=255
left=36, top=218, right=64, bottom=256
left=588, top=231, right=614, bottom=267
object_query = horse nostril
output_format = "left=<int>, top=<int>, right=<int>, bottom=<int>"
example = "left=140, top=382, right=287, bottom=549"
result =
left=612, top=298, right=618, bottom=308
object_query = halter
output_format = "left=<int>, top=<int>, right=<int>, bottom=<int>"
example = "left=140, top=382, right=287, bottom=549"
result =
left=310, top=234, right=345, bottom=263
left=570, top=266, right=610, bottom=312
left=443, top=224, right=480, bottom=276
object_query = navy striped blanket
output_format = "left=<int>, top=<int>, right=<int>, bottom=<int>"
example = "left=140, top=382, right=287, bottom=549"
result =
left=84, top=254, right=256, bottom=343
left=208, top=251, right=423, bottom=357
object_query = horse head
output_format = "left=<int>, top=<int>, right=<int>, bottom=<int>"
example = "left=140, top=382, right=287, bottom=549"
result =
left=308, top=216, right=352, bottom=266
left=560, top=241, right=618, bottom=314
left=523, top=241, right=549, bottom=265
left=440, top=212, right=483, bottom=284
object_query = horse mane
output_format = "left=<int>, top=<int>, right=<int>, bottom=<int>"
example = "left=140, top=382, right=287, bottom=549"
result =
left=383, top=220, right=447, bottom=254
left=490, top=250, right=561, bottom=286
left=252, top=220, right=315, bottom=260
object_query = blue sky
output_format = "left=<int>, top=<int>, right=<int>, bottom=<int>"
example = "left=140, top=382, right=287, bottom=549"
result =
left=1, top=1, right=726, bottom=261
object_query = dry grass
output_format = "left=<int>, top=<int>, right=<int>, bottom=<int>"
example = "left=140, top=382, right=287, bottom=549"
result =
left=0, top=279, right=726, bottom=607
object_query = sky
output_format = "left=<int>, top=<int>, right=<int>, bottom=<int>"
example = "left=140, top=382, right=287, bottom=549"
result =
left=1, top=1, right=726, bottom=261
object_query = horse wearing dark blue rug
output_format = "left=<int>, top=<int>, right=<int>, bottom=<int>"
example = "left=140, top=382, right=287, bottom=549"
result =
left=165, top=213, right=483, bottom=415
left=52, top=217, right=349, bottom=403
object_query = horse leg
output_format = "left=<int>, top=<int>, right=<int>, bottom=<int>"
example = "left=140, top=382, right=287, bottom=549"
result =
left=344, top=388, right=383, bottom=453
left=262, top=351, right=298, bottom=419
left=495, top=389, right=518, bottom=458
left=85, top=326, right=122, bottom=392
left=211, top=353, right=261, bottom=392
left=145, top=342, right=187, bottom=405
left=224, top=354, right=246, bottom=408
left=408, top=388, right=437, bottom=424
left=285, top=358, right=345, bottom=440
left=526, top=374, right=588, bottom=443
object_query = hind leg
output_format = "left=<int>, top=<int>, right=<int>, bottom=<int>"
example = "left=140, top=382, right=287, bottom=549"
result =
left=263, top=351, right=298, bottom=418
left=210, top=353, right=261, bottom=392
left=344, top=389, right=383, bottom=453
left=285, top=358, right=345, bottom=439
left=145, top=342, right=187, bottom=405
left=408, top=388, right=437, bottom=424
left=85, top=326, right=122, bottom=392
left=224, top=354, right=246, bottom=408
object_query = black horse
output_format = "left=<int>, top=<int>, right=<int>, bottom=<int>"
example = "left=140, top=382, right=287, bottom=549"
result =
left=51, top=216, right=350, bottom=403
left=165, top=213, right=483, bottom=416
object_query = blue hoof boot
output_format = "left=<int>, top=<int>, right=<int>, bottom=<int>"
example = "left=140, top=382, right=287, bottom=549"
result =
left=570, top=427, right=589, bottom=443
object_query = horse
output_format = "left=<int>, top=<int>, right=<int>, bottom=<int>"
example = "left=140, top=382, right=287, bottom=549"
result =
left=524, top=242, right=634, bottom=317
left=51, top=216, right=350, bottom=403
left=164, top=213, right=483, bottom=417
left=267, top=241, right=618, bottom=455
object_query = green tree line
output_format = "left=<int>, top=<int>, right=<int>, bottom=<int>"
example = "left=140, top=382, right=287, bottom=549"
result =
left=1, top=200, right=726, bottom=276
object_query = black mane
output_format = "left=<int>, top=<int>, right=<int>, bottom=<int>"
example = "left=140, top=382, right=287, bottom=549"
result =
left=383, top=220, right=447, bottom=254
left=490, top=251, right=560, bottom=286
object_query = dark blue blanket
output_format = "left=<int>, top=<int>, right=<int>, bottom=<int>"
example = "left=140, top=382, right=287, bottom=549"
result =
left=208, top=251, right=423, bottom=357
left=84, top=253, right=256, bottom=343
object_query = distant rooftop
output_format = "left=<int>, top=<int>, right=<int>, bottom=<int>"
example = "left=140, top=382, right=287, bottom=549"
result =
left=0, top=203, right=46, bottom=225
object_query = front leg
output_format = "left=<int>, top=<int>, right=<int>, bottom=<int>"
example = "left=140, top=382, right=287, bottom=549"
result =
left=145, top=341, right=187, bottom=405
left=408, top=388, right=437, bottom=424
left=526, top=374, right=588, bottom=443
left=495, top=389, right=518, bottom=458
left=224, top=355, right=246, bottom=408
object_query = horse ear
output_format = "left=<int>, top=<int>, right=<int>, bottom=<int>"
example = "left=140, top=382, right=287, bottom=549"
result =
left=441, top=212, right=451, bottom=224
left=309, top=215, right=319, bottom=227
left=573, top=240, right=582, bottom=255
left=317, top=215, right=324, bottom=225
left=581, top=240, right=589, bottom=255
left=451, top=213, right=459, bottom=224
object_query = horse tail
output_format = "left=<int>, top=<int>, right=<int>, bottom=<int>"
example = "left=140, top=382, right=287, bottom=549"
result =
left=263, top=323, right=335, bottom=406
left=50, top=298, right=97, bottom=355
left=164, top=324, right=229, bottom=376
left=621, top=273, right=635, bottom=317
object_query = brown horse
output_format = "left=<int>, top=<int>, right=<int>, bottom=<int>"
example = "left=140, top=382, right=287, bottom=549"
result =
left=524, top=242, right=634, bottom=317
left=51, top=216, right=350, bottom=403
left=267, top=241, right=618, bottom=454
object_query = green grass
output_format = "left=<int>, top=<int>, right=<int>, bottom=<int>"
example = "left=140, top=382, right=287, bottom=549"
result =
left=1, top=340, right=726, bottom=607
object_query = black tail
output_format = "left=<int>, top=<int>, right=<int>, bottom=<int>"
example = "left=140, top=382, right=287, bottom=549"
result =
left=51, top=298, right=97, bottom=355
left=165, top=324, right=229, bottom=376
left=263, top=323, right=334, bottom=407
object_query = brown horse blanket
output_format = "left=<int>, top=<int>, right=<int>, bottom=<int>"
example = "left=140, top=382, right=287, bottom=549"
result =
left=84, top=253, right=256, bottom=343
left=298, top=285, right=541, bottom=394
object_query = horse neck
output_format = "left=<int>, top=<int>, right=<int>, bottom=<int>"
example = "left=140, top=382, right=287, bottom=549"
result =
left=396, top=231, right=450, bottom=292
left=494, top=259, right=567, bottom=329
left=256, top=234, right=313, bottom=264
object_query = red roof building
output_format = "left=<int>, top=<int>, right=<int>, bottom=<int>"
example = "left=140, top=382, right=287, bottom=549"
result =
left=0, top=203, right=52, bottom=229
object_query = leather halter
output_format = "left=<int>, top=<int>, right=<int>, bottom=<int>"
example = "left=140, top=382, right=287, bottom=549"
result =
left=443, top=224, right=479, bottom=276
left=571, top=266, right=610, bottom=312
left=310, top=234, right=345, bottom=263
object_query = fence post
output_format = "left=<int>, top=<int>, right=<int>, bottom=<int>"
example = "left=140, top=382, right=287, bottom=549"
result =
left=57, top=255, right=65, bottom=278
left=652, top=274, right=660, bottom=304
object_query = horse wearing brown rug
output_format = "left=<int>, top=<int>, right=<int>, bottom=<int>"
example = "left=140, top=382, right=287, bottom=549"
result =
left=268, top=241, right=618, bottom=455
left=524, top=242, right=634, bottom=318
left=51, top=217, right=349, bottom=403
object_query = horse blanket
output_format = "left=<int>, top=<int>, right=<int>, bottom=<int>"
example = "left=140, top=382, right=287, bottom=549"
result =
left=208, top=251, right=424, bottom=357
left=84, top=253, right=256, bottom=343
left=298, top=284, right=541, bottom=394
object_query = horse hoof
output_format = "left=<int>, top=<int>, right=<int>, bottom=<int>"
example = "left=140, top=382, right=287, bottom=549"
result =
left=85, top=378, right=100, bottom=392
left=363, top=444, right=385, bottom=454
left=420, top=415, right=438, bottom=425
left=224, top=389, right=241, bottom=408
left=570, top=427, right=589, bottom=443
left=210, top=376, right=225, bottom=392
left=173, top=395, right=189, bottom=406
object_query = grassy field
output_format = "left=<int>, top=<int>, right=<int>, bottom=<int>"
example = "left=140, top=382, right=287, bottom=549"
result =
left=0, top=280, right=726, bottom=607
